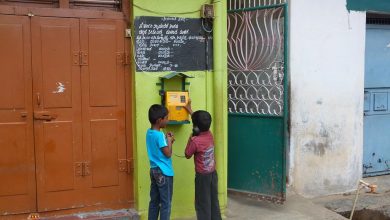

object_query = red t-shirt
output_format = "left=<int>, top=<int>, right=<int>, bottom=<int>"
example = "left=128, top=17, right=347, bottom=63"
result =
left=185, top=131, right=216, bottom=174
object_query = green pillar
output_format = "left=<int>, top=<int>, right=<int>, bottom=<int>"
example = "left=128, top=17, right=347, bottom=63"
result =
left=212, top=0, right=228, bottom=213
left=132, top=0, right=228, bottom=219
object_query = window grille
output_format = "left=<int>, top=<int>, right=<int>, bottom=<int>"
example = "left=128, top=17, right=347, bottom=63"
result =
left=228, top=0, right=286, bottom=11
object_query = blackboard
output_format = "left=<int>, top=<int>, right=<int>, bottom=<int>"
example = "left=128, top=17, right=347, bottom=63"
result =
left=134, top=16, right=213, bottom=72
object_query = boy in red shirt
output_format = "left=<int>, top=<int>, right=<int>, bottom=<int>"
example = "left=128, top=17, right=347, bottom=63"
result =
left=184, top=103, right=222, bottom=220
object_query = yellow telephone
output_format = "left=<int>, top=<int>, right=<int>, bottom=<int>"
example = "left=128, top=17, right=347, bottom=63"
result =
left=165, top=91, right=189, bottom=122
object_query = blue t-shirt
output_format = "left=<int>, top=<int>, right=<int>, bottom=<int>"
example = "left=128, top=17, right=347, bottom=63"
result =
left=146, top=129, right=174, bottom=176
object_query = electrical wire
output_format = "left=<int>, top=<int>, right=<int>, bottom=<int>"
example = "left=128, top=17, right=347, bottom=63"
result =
left=201, top=18, right=213, bottom=33
left=133, top=0, right=221, bottom=15
left=173, top=153, right=187, bottom=158
left=133, top=3, right=200, bottom=15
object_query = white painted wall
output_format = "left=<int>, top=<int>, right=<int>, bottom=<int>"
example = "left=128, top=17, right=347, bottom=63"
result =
left=289, top=0, right=366, bottom=197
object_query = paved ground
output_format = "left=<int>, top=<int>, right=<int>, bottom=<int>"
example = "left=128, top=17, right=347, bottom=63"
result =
left=224, top=191, right=347, bottom=220
left=179, top=175, right=390, bottom=220
left=178, top=191, right=346, bottom=220
left=313, top=175, right=390, bottom=219
left=39, top=176, right=390, bottom=220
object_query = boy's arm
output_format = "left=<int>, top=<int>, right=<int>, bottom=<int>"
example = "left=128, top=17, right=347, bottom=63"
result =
left=184, top=99, right=193, bottom=115
left=160, top=133, right=173, bottom=158
left=184, top=136, right=196, bottom=159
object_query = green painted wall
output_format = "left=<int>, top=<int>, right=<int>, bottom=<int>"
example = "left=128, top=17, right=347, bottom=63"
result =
left=347, top=0, right=390, bottom=12
left=131, top=0, right=227, bottom=219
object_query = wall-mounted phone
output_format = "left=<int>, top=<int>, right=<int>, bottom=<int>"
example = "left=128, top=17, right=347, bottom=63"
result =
left=165, top=91, right=189, bottom=122
left=156, top=72, right=193, bottom=125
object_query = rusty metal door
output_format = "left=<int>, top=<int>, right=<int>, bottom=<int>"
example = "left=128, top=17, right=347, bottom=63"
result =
left=32, top=17, right=129, bottom=210
left=31, top=16, right=84, bottom=211
left=0, top=15, right=36, bottom=215
left=0, top=12, right=130, bottom=214
left=80, top=19, right=128, bottom=205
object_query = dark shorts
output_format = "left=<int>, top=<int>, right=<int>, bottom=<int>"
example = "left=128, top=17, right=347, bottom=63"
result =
left=195, top=170, right=222, bottom=220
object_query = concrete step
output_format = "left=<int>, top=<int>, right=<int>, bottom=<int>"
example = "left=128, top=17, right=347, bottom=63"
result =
left=40, top=209, right=139, bottom=220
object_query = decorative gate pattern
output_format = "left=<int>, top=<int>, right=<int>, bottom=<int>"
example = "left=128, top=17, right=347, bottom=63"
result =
left=228, top=0, right=287, bottom=11
left=227, top=7, right=284, bottom=115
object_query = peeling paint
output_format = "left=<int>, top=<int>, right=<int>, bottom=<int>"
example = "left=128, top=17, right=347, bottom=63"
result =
left=52, top=82, right=66, bottom=94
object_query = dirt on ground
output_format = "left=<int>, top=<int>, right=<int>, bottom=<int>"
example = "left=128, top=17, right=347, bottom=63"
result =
left=312, top=176, right=390, bottom=220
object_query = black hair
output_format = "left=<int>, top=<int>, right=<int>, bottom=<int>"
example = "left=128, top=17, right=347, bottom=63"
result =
left=191, top=110, right=212, bottom=132
left=148, top=104, right=168, bottom=124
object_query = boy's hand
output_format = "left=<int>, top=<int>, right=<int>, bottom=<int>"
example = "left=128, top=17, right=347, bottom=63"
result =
left=166, top=132, right=175, bottom=144
left=184, top=99, right=193, bottom=115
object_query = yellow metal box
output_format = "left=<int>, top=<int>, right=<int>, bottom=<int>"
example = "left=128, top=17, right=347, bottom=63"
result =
left=165, top=91, right=189, bottom=122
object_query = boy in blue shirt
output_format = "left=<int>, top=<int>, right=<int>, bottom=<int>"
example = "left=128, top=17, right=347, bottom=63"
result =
left=146, top=104, right=175, bottom=220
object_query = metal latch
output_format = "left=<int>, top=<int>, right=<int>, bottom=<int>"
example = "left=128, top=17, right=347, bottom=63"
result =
left=34, top=111, right=57, bottom=121
left=75, top=162, right=91, bottom=176
left=80, top=51, right=88, bottom=66
left=116, top=52, right=130, bottom=65
left=72, top=51, right=88, bottom=66
left=125, top=29, right=132, bottom=38
left=119, top=158, right=134, bottom=174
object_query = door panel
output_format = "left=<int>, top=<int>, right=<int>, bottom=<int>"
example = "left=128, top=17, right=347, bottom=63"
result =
left=363, top=25, right=390, bottom=176
left=0, top=22, right=25, bottom=109
left=87, top=24, right=118, bottom=107
left=228, top=117, right=284, bottom=195
left=40, top=25, right=73, bottom=109
left=0, top=124, right=29, bottom=196
left=90, top=119, right=119, bottom=187
left=0, top=15, right=36, bottom=214
left=43, top=122, right=75, bottom=192
left=31, top=16, right=84, bottom=211
left=80, top=19, right=127, bottom=204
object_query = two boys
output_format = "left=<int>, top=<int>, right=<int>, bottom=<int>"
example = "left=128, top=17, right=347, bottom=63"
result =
left=146, top=103, right=221, bottom=220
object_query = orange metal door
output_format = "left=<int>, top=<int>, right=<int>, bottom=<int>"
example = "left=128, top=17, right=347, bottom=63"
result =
left=31, top=16, right=84, bottom=211
left=80, top=19, right=128, bottom=205
left=0, top=15, right=36, bottom=215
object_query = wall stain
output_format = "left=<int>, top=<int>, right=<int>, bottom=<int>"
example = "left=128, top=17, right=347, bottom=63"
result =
left=304, top=140, right=328, bottom=156
left=319, top=123, right=329, bottom=138
left=303, top=122, right=339, bottom=156
left=324, top=178, right=330, bottom=186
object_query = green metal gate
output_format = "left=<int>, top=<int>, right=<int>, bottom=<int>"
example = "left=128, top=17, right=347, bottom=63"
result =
left=227, top=0, right=288, bottom=203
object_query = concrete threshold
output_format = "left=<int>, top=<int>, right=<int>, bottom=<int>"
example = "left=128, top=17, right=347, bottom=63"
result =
left=39, top=209, right=139, bottom=220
